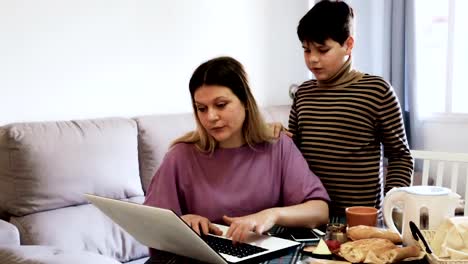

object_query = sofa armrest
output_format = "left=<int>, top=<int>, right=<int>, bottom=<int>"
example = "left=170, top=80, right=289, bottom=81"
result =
left=0, top=246, right=124, bottom=264
left=0, top=219, right=20, bottom=245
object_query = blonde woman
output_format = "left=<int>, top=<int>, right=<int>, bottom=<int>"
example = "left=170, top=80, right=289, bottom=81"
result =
left=144, top=56, right=329, bottom=245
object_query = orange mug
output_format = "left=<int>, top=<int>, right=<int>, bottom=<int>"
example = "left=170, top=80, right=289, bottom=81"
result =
left=345, top=206, right=378, bottom=227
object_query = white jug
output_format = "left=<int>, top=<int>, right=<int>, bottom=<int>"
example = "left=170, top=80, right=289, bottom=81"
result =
left=383, top=185, right=460, bottom=245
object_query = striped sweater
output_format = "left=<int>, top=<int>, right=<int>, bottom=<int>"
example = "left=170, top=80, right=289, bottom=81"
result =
left=289, top=62, right=413, bottom=216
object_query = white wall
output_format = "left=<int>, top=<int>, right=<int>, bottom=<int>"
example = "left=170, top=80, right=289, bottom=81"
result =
left=3, top=1, right=466, bottom=156
left=0, top=0, right=308, bottom=124
left=346, top=0, right=386, bottom=77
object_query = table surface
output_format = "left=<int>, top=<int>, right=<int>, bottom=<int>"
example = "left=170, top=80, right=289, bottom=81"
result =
left=144, top=245, right=430, bottom=264
left=143, top=225, right=431, bottom=264
left=144, top=245, right=303, bottom=264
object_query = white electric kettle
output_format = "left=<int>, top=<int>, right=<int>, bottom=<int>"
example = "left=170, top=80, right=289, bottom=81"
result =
left=383, top=185, right=460, bottom=245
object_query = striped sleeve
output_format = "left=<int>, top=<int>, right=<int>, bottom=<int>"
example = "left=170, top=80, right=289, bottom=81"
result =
left=378, top=82, right=414, bottom=193
left=288, top=94, right=299, bottom=146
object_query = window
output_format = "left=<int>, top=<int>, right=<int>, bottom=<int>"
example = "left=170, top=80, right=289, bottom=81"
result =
left=414, top=0, right=468, bottom=117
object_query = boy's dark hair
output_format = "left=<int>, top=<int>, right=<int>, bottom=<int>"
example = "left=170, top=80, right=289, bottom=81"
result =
left=297, top=0, right=354, bottom=45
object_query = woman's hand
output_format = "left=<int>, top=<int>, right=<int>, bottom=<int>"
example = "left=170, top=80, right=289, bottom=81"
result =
left=223, top=209, right=278, bottom=243
left=268, top=122, right=293, bottom=139
left=181, top=214, right=223, bottom=236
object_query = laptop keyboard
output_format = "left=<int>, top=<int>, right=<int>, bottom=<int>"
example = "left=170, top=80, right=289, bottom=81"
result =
left=202, top=235, right=268, bottom=258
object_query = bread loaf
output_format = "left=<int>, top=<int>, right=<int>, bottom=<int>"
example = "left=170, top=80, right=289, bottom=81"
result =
left=384, top=246, right=421, bottom=263
left=340, top=238, right=421, bottom=263
left=364, top=245, right=421, bottom=263
left=339, top=238, right=396, bottom=263
left=347, top=225, right=402, bottom=244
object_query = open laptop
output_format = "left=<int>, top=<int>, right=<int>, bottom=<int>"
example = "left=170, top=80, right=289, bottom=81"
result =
left=85, top=194, right=300, bottom=264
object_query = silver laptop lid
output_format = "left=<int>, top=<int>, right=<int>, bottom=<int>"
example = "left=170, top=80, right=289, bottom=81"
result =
left=85, top=194, right=226, bottom=263
left=85, top=194, right=300, bottom=264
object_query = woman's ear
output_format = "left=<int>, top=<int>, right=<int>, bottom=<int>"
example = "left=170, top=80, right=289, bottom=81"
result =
left=344, top=36, right=354, bottom=55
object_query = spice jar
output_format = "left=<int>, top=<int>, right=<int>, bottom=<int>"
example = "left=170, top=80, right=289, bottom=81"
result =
left=326, top=223, right=347, bottom=242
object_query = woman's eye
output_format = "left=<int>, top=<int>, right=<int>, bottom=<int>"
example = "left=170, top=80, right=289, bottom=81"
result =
left=196, top=107, right=206, bottom=112
left=319, top=49, right=329, bottom=53
left=216, top=103, right=227, bottom=108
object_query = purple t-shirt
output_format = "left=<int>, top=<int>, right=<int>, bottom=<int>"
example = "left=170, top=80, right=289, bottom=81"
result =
left=144, top=134, right=329, bottom=224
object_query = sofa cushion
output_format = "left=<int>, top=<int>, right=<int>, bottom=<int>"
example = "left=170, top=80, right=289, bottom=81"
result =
left=0, top=118, right=144, bottom=217
left=0, top=219, right=20, bottom=246
left=134, top=113, right=195, bottom=193
left=10, top=196, right=147, bottom=263
left=0, top=245, right=122, bottom=264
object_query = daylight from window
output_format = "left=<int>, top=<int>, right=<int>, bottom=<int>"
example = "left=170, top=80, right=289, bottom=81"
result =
left=451, top=0, right=468, bottom=113
left=414, top=0, right=468, bottom=117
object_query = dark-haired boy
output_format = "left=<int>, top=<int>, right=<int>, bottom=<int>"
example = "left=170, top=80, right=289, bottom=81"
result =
left=289, top=0, right=413, bottom=219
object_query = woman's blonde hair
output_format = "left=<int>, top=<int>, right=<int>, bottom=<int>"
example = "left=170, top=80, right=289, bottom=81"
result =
left=171, top=56, right=272, bottom=153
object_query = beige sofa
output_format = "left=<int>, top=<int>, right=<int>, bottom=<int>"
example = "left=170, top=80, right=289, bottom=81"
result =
left=0, top=105, right=291, bottom=264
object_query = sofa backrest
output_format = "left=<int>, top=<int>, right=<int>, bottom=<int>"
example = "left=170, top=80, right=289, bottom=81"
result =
left=134, top=112, right=196, bottom=193
left=0, top=118, right=144, bottom=218
left=261, top=105, right=291, bottom=126
left=0, top=118, right=147, bottom=262
left=0, top=105, right=291, bottom=262
left=0, top=105, right=292, bottom=216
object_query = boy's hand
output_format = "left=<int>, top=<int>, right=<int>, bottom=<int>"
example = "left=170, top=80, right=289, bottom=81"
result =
left=268, top=122, right=293, bottom=139
left=181, top=214, right=223, bottom=236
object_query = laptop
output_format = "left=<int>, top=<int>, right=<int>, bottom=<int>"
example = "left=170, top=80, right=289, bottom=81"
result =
left=85, top=194, right=300, bottom=264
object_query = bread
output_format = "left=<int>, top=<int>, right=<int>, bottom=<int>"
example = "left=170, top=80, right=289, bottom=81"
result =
left=339, top=238, right=421, bottom=264
left=339, top=238, right=396, bottom=263
left=347, top=225, right=402, bottom=244
left=384, top=246, right=421, bottom=263
left=364, top=245, right=421, bottom=264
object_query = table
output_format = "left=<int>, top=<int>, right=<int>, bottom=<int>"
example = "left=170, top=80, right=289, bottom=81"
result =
left=144, top=243, right=308, bottom=264
left=145, top=245, right=431, bottom=264
left=144, top=227, right=431, bottom=264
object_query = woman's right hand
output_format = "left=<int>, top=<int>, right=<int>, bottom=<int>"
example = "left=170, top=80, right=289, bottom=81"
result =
left=181, top=214, right=223, bottom=236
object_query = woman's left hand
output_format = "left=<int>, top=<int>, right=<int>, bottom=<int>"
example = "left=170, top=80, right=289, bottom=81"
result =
left=223, top=209, right=278, bottom=243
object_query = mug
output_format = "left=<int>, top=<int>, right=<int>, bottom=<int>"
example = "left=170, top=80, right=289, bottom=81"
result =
left=345, top=206, right=378, bottom=227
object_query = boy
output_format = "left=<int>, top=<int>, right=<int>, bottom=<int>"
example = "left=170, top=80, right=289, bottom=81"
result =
left=289, top=0, right=413, bottom=218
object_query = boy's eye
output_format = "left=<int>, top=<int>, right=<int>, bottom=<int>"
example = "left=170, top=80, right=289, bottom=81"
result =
left=303, top=49, right=311, bottom=53
left=319, top=49, right=329, bottom=53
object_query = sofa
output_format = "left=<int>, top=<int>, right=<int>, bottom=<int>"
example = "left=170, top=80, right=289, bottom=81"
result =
left=0, top=105, right=291, bottom=264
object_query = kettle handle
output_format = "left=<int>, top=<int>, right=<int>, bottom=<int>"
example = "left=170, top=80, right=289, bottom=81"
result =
left=383, top=187, right=406, bottom=234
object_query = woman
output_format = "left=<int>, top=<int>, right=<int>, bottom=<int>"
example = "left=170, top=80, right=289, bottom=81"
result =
left=144, top=56, right=329, bottom=243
